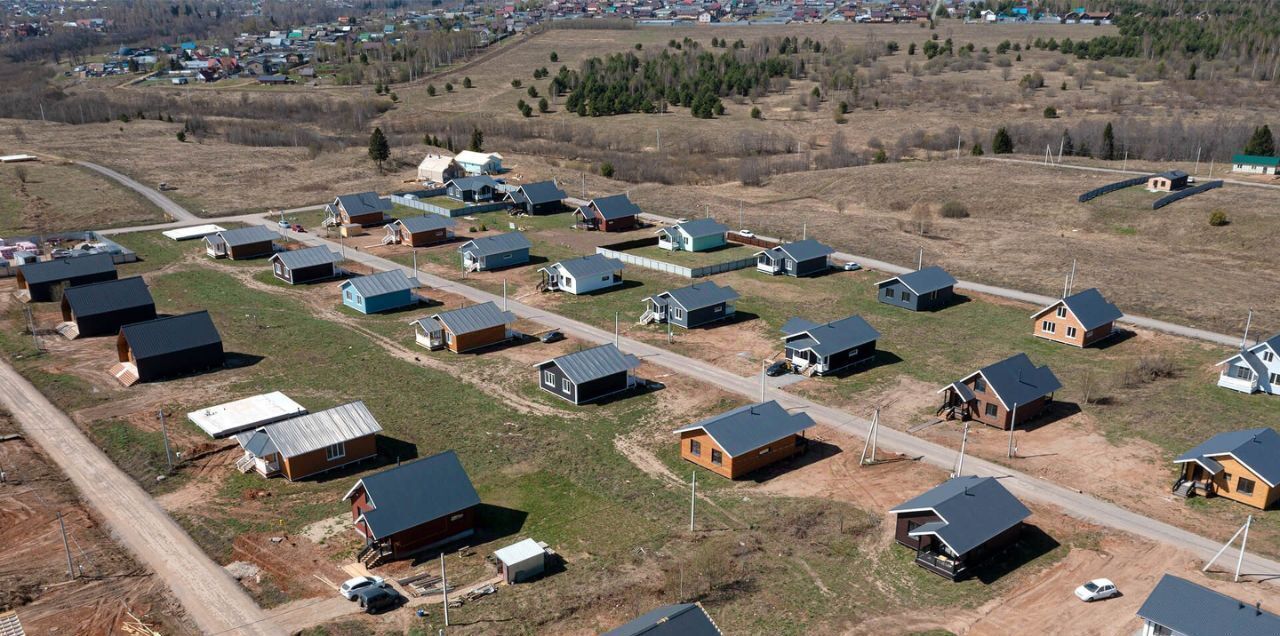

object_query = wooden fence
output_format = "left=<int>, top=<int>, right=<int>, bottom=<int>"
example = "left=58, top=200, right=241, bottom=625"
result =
left=596, top=236, right=758, bottom=279
left=388, top=193, right=509, bottom=218
left=1152, top=180, right=1224, bottom=210
left=1077, top=175, right=1152, bottom=203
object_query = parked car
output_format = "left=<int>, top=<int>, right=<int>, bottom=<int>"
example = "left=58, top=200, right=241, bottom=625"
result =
left=540, top=330, right=565, bottom=344
left=765, top=360, right=789, bottom=377
left=292, top=224, right=306, bottom=233
left=675, top=218, right=690, bottom=224
left=353, top=586, right=399, bottom=614
left=738, top=229, right=755, bottom=238
left=339, top=575, right=386, bottom=600
left=841, top=262, right=862, bottom=272
left=1074, top=578, right=1119, bottom=602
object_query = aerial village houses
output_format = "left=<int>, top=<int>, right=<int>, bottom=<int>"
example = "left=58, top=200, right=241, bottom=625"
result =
left=269, top=247, right=341, bottom=284
left=345, top=450, right=481, bottom=562
left=413, top=301, right=515, bottom=353
left=1216, top=333, right=1280, bottom=394
left=877, top=266, right=957, bottom=312
left=329, top=192, right=393, bottom=226
left=505, top=180, right=567, bottom=215
left=1031, top=288, right=1123, bottom=347
left=604, top=603, right=722, bottom=636
left=234, top=401, right=382, bottom=481
left=445, top=175, right=500, bottom=203
left=537, top=343, right=640, bottom=405
left=537, top=254, right=623, bottom=295
left=657, top=218, right=729, bottom=252
left=1231, top=154, right=1280, bottom=175
left=459, top=232, right=531, bottom=271
left=112, top=311, right=225, bottom=386
left=938, top=353, right=1062, bottom=430
left=1147, top=169, right=1189, bottom=192
left=1172, top=427, right=1280, bottom=509
left=417, top=153, right=462, bottom=183
left=204, top=226, right=278, bottom=260
left=675, top=400, right=816, bottom=479
left=641, top=281, right=739, bottom=329
left=575, top=193, right=641, bottom=232
left=781, top=315, right=880, bottom=376
left=58, top=276, right=156, bottom=339
left=889, top=475, right=1031, bottom=580
left=1136, top=573, right=1280, bottom=636
left=755, top=239, right=835, bottom=277
left=15, top=253, right=117, bottom=302
left=340, top=270, right=419, bottom=314
left=386, top=215, right=454, bottom=247
left=453, top=150, right=504, bottom=175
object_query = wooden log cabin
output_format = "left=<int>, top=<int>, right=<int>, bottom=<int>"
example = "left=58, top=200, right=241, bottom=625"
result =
left=889, top=476, right=1030, bottom=580
left=1172, top=427, right=1280, bottom=510
left=675, top=400, right=815, bottom=479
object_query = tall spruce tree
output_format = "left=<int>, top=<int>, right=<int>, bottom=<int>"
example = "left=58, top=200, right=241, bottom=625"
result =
left=368, top=127, right=390, bottom=172
left=1101, top=122, right=1116, bottom=160
left=1244, top=124, right=1275, bottom=156
left=992, top=127, right=1013, bottom=154
left=469, top=127, right=484, bottom=152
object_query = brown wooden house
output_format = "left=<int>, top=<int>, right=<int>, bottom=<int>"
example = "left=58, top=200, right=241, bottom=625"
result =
left=1173, top=427, right=1280, bottom=510
left=234, top=401, right=382, bottom=481
left=937, top=353, right=1061, bottom=430
left=1031, top=288, right=1122, bottom=348
left=344, top=450, right=480, bottom=563
left=574, top=193, right=641, bottom=232
left=674, top=400, right=815, bottom=479
left=889, top=476, right=1031, bottom=580
left=412, top=301, right=515, bottom=353
left=387, top=215, right=455, bottom=247
left=329, top=192, right=392, bottom=226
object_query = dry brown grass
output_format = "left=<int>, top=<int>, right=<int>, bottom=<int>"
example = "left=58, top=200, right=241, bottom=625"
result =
left=0, top=160, right=164, bottom=233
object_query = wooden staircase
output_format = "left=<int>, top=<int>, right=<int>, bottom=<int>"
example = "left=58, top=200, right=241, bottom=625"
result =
left=109, top=363, right=140, bottom=387
left=55, top=321, right=79, bottom=340
left=12, top=289, right=30, bottom=303
left=235, top=455, right=255, bottom=474
left=357, top=543, right=389, bottom=569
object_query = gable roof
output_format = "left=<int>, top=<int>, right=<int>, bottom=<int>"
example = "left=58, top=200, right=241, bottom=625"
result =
left=545, top=254, right=623, bottom=279
left=539, top=343, right=639, bottom=384
left=459, top=232, right=531, bottom=257
left=61, top=276, right=153, bottom=318
left=120, top=311, right=222, bottom=360
left=781, top=315, right=880, bottom=357
left=1137, top=574, right=1280, bottom=636
left=876, top=266, right=957, bottom=295
left=1218, top=333, right=1280, bottom=367
left=215, top=226, right=278, bottom=247
left=1174, top=428, right=1280, bottom=487
left=674, top=400, right=815, bottom=457
left=669, top=218, right=729, bottom=239
left=951, top=353, right=1062, bottom=409
left=417, top=154, right=455, bottom=170
left=889, top=476, right=1031, bottom=556
left=508, top=180, right=566, bottom=205
left=587, top=193, right=642, bottom=220
left=334, top=192, right=391, bottom=216
left=18, top=253, right=116, bottom=285
left=1233, top=154, right=1280, bottom=167
left=454, top=150, right=502, bottom=165
left=418, top=301, right=514, bottom=335
left=397, top=214, right=454, bottom=234
left=345, top=450, right=480, bottom=540
left=271, top=246, right=340, bottom=270
left=652, top=281, right=740, bottom=311
left=447, top=175, right=500, bottom=191
left=234, top=401, right=382, bottom=459
left=342, top=270, right=417, bottom=298
left=1156, top=169, right=1189, bottom=180
left=604, top=603, right=722, bottom=636
left=1033, top=287, right=1123, bottom=330
left=762, top=239, right=835, bottom=262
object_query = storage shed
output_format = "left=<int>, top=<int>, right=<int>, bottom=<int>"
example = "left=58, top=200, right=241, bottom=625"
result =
left=112, top=311, right=224, bottom=386
left=876, top=266, right=957, bottom=312
left=270, top=247, right=341, bottom=284
left=340, top=270, right=419, bottom=314
left=58, top=276, right=156, bottom=339
left=1147, top=170, right=1189, bottom=192
left=493, top=538, right=547, bottom=584
left=16, top=253, right=118, bottom=303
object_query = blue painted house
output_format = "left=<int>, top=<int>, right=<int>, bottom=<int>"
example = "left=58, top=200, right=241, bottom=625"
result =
left=340, top=270, right=419, bottom=314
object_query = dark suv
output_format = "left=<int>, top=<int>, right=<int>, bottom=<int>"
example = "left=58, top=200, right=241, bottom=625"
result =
left=354, top=586, right=400, bottom=614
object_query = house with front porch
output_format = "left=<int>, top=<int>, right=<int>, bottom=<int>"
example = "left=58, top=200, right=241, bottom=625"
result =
left=459, top=232, right=531, bottom=271
left=641, top=281, right=739, bottom=329
left=755, top=239, right=834, bottom=277
left=937, top=353, right=1061, bottom=430
left=1172, top=427, right=1280, bottom=509
left=445, top=175, right=500, bottom=203
left=233, top=401, right=382, bottom=481
left=780, top=315, right=879, bottom=376
left=537, top=254, right=623, bottom=295
left=889, top=475, right=1030, bottom=580
left=413, top=301, right=515, bottom=353
left=1216, top=333, right=1280, bottom=395
left=656, top=219, right=729, bottom=252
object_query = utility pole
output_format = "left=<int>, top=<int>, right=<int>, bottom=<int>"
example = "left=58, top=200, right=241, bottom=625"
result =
left=441, top=553, right=450, bottom=627
left=1236, top=515, right=1252, bottom=582
left=1241, top=309, right=1253, bottom=349
left=759, top=361, right=766, bottom=402
left=860, top=408, right=880, bottom=465
left=656, top=129, right=661, bottom=153
left=1122, top=149, right=1128, bottom=172
left=1204, top=515, right=1254, bottom=582
left=58, top=512, right=74, bottom=579
left=1068, top=258, right=1077, bottom=295
left=413, top=248, right=418, bottom=275
left=1194, top=146, right=1202, bottom=174
left=952, top=422, right=969, bottom=477
left=614, top=312, right=619, bottom=347
left=956, top=133, right=962, bottom=159
left=581, top=172, right=587, bottom=198
left=503, top=279, right=508, bottom=311
left=917, top=247, right=923, bottom=270
left=667, top=318, right=672, bottom=344
left=159, top=410, right=173, bottom=474
left=802, top=223, right=806, bottom=240
left=688, top=470, right=696, bottom=532
left=1057, top=137, right=1064, bottom=163
left=1007, top=403, right=1018, bottom=458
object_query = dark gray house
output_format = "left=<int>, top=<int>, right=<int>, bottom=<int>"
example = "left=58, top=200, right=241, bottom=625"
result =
left=459, top=232, right=532, bottom=271
left=270, top=247, right=341, bottom=284
left=876, top=266, right=957, bottom=312
left=506, top=180, right=567, bottom=215
left=642, top=281, right=739, bottom=329
left=604, top=603, right=722, bottom=636
left=446, top=175, right=500, bottom=203
left=755, top=239, right=834, bottom=277
left=59, top=276, right=156, bottom=339
left=780, top=315, right=880, bottom=376
left=537, top=344, right=640, bottom=405
left=16, top=253, right=118, bottom=302
left=114, top=311, right=225, bottom=385
left=889, top=475, right=1031, bottom=580
left=1137, top=573, right=1280, bottom=636
left=204, top=226, right=277, bottom=260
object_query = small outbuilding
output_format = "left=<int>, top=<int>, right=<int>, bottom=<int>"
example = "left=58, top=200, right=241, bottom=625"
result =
left=889, top=475, right=1030, bottom=580
left=1147, top=170, right=1189, bottom=192
left=505, top=180, right=567, bottom=215
left=642, top=281, right=739, bottom=329
left=493, top=538, right=548, bottom=584
left=675, top=400, right=816, bottom=479
left=657, top=219, right=729, bottom=252
left=1137, top=573, right=1280, bottom=636
left=417, top=153, right=462, bottom=184
left=16, top=253, right=118, bottom=303
left=445, top=175, right=500, bottom=203
left=328, top=192, right=392, bottom=226
left=386, top=215, right=454, bottom=247
left=204, top=226, right=277, bottom=260
left=604, top=603, right=721, bottom=636
left=340, top=270, right=419, bottom=314
left=459, top=232, right=531, bottom=271
left=413, top=301, right=515, bottom=353
left=537, top=254, right=623, bottom=295
left=58, top=276, right=156, bottom=339
left=1031, top=287, right=1122, bottom=348
left=574, top=194, right=641, bottom=232
left=113, top=310, right=224, bottom=386
left=345, top=450, right=481, bottom=561
left=876, top=266, right=957, bottom=312
left=537, top=343, right=640, bottom=405
left=780, top=315, right=879, bottom=376
left=234, top=401, right=382, bottom=481
left=270, top=247, right=341, bottom=284
left=755, top=239, right=834, bottom=277
left=937, top=353, right=1061, bottom=430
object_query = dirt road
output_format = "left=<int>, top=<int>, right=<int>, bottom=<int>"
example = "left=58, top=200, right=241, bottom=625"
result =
left=0, top=363, right=281, bottom=636
left=76, top=160, right=199, bottom=223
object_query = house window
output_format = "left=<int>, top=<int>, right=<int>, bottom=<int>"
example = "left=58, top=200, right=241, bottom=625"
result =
left=984, top=403, right=999, bottom=417
left=561, top=378, right=572, bottom=394
left=1237, top=477, right=1256, bottom=496
left=1221, top=472, right=1232, bottom=491
left=1066, top=326, right=1078, bottom=339
left=450, top=513, right=464, bottom=522
left=674, top=308, right=685, bottom=321
left=563, top=275, right=573, bottom=287
left=325, top=442, right=346, bottom=461
left=601, top=275, right=610, bottom=282
left=690, top=439, right=701, bottom=456
left=759, top=447, right=771, bottom=456
left=345, top=290, right=353, bottom=301
left=900, top=290, right=911, bottom=301
left=1233, top=366, right=1255, bottom=381
left=543, top=370, right=555, bottom=386
left=884, top=287, right=893, bottom=297
left=710, top=449, right=723, bottom=466
left=713, top=305, right=722, bottom=313
left=1042, top=320, right=1056, bottom=334
left=503, top=253, right=513, bottom=260
left=1265, top=351, right=1276, bottom=363
left=973, top=377, right=986, bottom=392
left=1056, top=306, right=1067, bottom=318
left=1271, top=372, right=1280, bottom=385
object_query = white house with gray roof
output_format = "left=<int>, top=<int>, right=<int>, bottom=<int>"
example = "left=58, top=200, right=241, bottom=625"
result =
left=537, top=343, right=640, bottom=404
left=657, top=219, right=729, bottom=252
left=538, top=254, right=623, bottom=295
left=1217, top=333, right=1280, bottom=395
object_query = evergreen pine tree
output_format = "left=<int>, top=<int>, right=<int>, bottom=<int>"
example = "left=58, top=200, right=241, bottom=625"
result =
left=1101, top=122, right=1116, bottom=160
left=368, top=127, right=390, bottom=171
left=992, top=127, right=1013, bottom=154
left=1244, top=124, right=1276, bottom=156
left=469, top=127, right=484, bottom=152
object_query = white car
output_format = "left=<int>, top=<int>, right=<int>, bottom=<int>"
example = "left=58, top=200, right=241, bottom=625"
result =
left=738, top=229, right=755, bottom=238
left=1074, top=578, right=1119, bottom=602
left=340, top=575, right=386, bottom=600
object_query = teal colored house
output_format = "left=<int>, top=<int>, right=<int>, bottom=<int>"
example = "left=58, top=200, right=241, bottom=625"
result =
left=340, top=271, right=419, bottom=314
left=657, top=219, right=729, bottom=252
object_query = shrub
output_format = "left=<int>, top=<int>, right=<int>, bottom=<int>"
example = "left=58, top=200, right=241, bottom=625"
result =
left=468, top=226, right=477, bottom=232
left=463, top=77, right=473, bottom=88
left=176, top=131, right=186, bottom=142
left=1043, top=106, right=1058, bottom=118
left=510, top=79, right=522, bottom=88
left=600, top=162, right=615, bottom=178
left=872, top=148, right=888, bottom=164
left=427, top=84, right=437, bottom=96
left=479, top=223, right=488, bottom=232
left=549, top=52, right=559, bottom=62
left=445, top=82, right=453, bottom=92
left=1209, top=210, right=1229, bottom=226
left=992, top=127, right=1013, bottom=154
left=1120, top=355, right=1177, bottom=388
left=940, top=201, right=969, bottom=218
left=750, top=106, right=762, bottom=119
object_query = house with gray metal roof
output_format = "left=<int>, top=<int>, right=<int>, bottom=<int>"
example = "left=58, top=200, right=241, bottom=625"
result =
left=657, top=218, right=729, bottom=252
left=938, top=353, right=1061, bottom=430
left=445, top=175, right=501, bottom=202
left=1173, top=427, right=1280, bottom=509
left=204, top=226, right=277, bottom=260
left=16, top=253, right=117, bottom=303
left=1031, top=287, right=1123, bottom=347
left=58, top=276, right=155, bottom=339
left=413, top=301, right=515, bottom=353
left=1147, top=169, right=1189, bottom=192
left=329, top=192, right=392, bottom=226
left=604, top=603, right=722, bottom=636
left=537, top=254, right=623, bottom=295
left=537, top=344, right=640, bottom=405
left=270, top=247, right=341, bottom=284
left=575, top=193, right=640, bottom=232
left=876, top=266, right=957, bottom=312
left=340, top=270, right=419, bottom=314
left=1216, top=332, right=1280, bottom=395
left=387, top=215, right=455, bottom=247
left=642, top=281, right=739, bottom=329
left=781, top=315, right=880, bottom=376
left=113, top=311, right=224, bottom=386
left=755, top=239, right=835, bottom=277
left=506, top=180, right=567, bottom=215
left=889, top=475, right=1031, bottom=580
left=344, top=450, right=481, bottom=561
left=233, top=401, right=382, bottom=481
left=674, top=400, right=816, bottom=479
left=1137, top=573, right=1280, bottom=636
left=459, top=232, right=531, bottom=271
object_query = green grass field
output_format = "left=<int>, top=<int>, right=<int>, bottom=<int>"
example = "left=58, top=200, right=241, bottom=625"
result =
left=623, top=242, right=758, bottom=268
